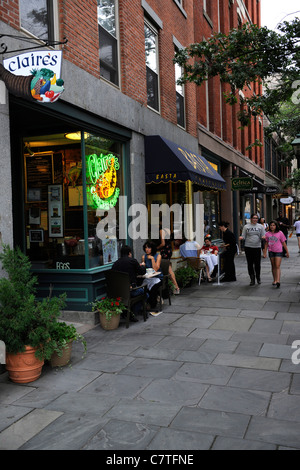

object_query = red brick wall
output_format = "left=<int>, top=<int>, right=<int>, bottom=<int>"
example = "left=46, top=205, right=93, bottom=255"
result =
left=0, top=0, right=19, bottom=29
left=122, top=0, right=197, bottom=136
left=59, top=0, right=100, bottom=78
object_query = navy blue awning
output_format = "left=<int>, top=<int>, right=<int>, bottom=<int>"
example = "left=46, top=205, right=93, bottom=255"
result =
left=145, top=135, right=226, bottom=190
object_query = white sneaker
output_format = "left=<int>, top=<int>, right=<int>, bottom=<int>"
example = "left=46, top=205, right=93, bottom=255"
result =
left=174, top=288, right=180, bottom=295
left=150, top=311, right=162, bottom=316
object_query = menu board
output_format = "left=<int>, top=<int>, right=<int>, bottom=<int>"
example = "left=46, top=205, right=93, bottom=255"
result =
left=26, top=154, right=53, bottom=202
left=25, top=153, right=63, bottom=202
left=48, top=185, right=63, bottom=237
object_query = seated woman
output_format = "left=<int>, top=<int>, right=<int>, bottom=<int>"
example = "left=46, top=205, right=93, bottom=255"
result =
left=141, top=241, right=163, bottom=311
left=200, top=237, right=219, bottom=281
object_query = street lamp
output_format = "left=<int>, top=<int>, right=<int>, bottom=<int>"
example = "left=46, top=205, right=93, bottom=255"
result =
left=291, top=134, right=300, bottom=157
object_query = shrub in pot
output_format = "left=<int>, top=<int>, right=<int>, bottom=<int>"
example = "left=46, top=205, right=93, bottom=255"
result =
left=0, top=244, right=66, bottom=383
left=49, top=321, right=87, bottom=367
left=175, top=265, right=198, bottom=288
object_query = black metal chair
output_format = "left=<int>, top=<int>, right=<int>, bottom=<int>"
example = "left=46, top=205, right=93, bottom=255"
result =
left=105, top=270, right=147, bottom=328
left=158, top=259, right=172, bottom=311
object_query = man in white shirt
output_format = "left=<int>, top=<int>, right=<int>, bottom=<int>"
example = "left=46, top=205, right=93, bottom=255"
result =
left=294, top=217, right=300, bottom=252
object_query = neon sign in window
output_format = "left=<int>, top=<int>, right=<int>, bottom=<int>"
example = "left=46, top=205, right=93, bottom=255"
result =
left=86, top=153, right=120, bottom=209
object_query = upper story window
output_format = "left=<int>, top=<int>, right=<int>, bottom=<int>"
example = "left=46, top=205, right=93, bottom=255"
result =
left=203, top=0, right=212, bottom=19
left=97, top=0, right=119, bottom=86
left=145, top=21, right=160, bottom=112
left=175, top=51, right=185, bottom=128
left=19, top=0, right=55, bottom=41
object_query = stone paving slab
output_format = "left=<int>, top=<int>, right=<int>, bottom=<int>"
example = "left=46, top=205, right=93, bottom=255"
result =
left=213, top=352, right=281, bottom=370
left=198, top=385, right=271, bottom=416
left=147, top=427, right=215, bottom=450
left=83, top=419, right=159, bottom=450
left=21, top=413, right=109, bottom=450
left=227, top=368, right=291, bottom=392
left=170, top=406, right=250, bottom=438
left=246, top=416, right=300, bottom=448
left=0, top=409, right=63, bottom=450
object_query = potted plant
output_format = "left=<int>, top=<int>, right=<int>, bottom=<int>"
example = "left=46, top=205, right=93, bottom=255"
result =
left=92, top=296, right=125, bottom=330
left=0, top=244, right=66, bottom=383
left=49, top=321, right=87, bottom=367
left=175, top=265, right=198, bottom=288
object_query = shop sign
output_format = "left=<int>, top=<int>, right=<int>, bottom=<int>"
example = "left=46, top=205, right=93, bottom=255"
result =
left=280, top=197, right=294, bottom=204
left=265, top=186, right=280, bottom=194
left=86, top=153, right=121, bottom=210
left=2, top=51, right=64, bottom=103
left=231, top=177, right=253, bottom=191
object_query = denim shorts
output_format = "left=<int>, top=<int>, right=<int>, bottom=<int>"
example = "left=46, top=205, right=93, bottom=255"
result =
left=269, top=251, right=283, bottom=258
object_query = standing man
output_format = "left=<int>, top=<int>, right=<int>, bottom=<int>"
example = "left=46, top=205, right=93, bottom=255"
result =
left=239, top=214, right=265, bottom=285
left=294, top=217, right=300, bottom=253
left=276, top=212, right=290, bottom=256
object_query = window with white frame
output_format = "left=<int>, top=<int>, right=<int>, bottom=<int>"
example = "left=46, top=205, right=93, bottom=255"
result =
left=203, top=0, right=212, bottom=19
left=145, top=21, right=160, bottom=112
left=97, top=0, right=119, bottom=86
left=19, top=0, right=55, bottom=41
left=175, top=51, right=185, bottom=128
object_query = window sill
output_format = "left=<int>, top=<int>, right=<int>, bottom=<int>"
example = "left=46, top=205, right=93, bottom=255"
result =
left=203, top=10, right=213, bottom=28
left=173, top=0, right=187, bottom=18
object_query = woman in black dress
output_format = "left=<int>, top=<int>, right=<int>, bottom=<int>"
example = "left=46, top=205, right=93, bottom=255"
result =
left=218, top=221, right=237, bottom=282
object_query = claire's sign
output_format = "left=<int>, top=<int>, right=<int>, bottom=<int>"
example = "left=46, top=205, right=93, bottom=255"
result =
left=1, top=51, right=64, bottom=103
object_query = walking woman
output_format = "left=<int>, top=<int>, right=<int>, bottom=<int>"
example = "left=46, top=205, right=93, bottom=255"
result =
left=263, top=220, right=289, bottom=288
left=239, top=214, right=266, bottom=285
left=218, top=221, right=237, bottom=282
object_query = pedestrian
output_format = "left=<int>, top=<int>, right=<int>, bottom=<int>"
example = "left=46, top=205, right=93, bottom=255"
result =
left=111, top=245, right=146, bottom=321
left=156, top=223, right=180, bottom=294
left=239, top=213, right=265, bottom=285
left=259, top=217, right=268, bottom=251
left=263, top=220, right=289, bottom=288
left=276, top=212, right=290, bottom=256
left=294, top=217, right=300, bottom=253
left=218, top=221, right=237, bottom=282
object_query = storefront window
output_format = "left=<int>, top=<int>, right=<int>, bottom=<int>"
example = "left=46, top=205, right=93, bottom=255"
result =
left=203, top=192, right=219, bottom=239
left=85, top=133, right=124, bottom=267
left=23, top=131, right=124, bottom=270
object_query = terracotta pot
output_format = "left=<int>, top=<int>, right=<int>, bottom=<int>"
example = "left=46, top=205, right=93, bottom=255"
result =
left=6, top=346, right=44, bottom=384
left=50, top=341, right=73, bottom=368
left=99, top=312, right=120, bottom=330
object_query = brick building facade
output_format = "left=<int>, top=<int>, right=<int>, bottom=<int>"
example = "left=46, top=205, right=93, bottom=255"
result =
left=0, top=0, right=269, bottom=309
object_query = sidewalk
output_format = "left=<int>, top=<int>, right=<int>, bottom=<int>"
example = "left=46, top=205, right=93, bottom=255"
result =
left=0, top=236, right=300, bottom=450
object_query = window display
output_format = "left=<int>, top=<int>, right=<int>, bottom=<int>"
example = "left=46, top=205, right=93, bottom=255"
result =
left=23, top=132, right=124, bottom=270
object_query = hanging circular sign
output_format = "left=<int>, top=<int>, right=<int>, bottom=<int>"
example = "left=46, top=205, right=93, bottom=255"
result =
left=280, top=197, right=294, bottom=204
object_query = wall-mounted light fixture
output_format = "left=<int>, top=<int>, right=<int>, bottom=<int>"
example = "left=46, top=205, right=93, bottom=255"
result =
left=64, top=132, right=90, bottom=141
left=24, top=142, right=35, bottom=156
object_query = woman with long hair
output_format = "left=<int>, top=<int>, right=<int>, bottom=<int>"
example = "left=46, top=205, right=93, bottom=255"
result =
left=263, top=220, right=289, bottom=288
left=141, top=241, right=163, bottom=310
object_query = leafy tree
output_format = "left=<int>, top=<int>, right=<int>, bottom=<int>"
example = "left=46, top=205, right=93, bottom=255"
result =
left=174, top=19, right=300, bottom=128
left=174, top=18, right=300, bottom=187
